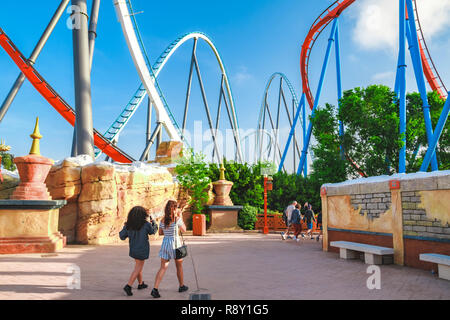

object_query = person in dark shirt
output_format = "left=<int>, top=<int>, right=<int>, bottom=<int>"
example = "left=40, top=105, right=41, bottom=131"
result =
left=119, top=206, right=158, bottom=296
left=290, top=204, right=303, bottom=242
left=316, top=211, right=323, bottom=242
left=303, top=204, right=316, bottom=239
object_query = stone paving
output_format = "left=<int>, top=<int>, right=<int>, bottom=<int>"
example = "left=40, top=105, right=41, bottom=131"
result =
left=0, top=233, right=449, bottom=300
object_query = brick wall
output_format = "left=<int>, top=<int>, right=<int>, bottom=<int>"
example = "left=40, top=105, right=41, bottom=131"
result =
left=402, top=191, right=450, bottom=240
left=350, top=192, right=391, bottom=219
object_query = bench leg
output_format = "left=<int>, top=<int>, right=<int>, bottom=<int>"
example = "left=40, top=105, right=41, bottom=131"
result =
left=438, top=264, right=450, bottom=281
left=364, top=253, right=382, bottom=265
left=340, top=248, right=358, bottom=260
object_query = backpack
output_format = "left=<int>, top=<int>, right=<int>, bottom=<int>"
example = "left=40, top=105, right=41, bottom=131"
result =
left=282, top=207, right=288, bottom=223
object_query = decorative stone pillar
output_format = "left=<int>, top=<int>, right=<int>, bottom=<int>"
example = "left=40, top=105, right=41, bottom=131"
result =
left=212, top=163, right=233, bottom=206
left=11, top=118, right=53, bottom=200
left=0, top=117, right=66, bottom=254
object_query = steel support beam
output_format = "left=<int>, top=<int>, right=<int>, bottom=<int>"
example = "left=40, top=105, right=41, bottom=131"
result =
left=398, top=0, right=407, bottom=173
left=192, top=54, right=221, bottom=163
left=297, top=19, right=338, bottom=175
left=72, top=0, right=94, bottom=158
left=145, top=97, right=152, bottom=161
left=0, top=0, right=70, bottom=123
left=182, top=38, right=198, bottom=138
left=140, top=122, right=162, bottom=161
left=420, top=94, right=449, bottom=171
left=279, top=94, right=305, bottom=172
left=212, top=75, right=224, bottom=160
left=405, top=0, right=438, bottom=170
left=88, top=0, right=101, bottom=70
left=335, top=19, right=344, bottom=160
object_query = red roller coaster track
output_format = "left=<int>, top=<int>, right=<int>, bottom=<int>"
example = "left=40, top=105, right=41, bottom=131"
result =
left=301, top=0, right=447, bottom=111
left=0, top=28, right=134, bottom=163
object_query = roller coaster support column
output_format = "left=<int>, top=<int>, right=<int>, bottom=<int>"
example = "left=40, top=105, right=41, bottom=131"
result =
left=297, top=19, right=339, bottom=176
left=405, top=0, right=438, bottom=171
left=182, top=38, right=197, bottom=139
left=193, top=52, right=222, bottom=164
left=72, top=0, right=95, bottom=159
left=420, top=94, right=449, bottom=171
left=145, top=97, right=152, bottom=161
left=335, top=19, right=344, bottom=160
left=88, top=0, right=101, bottom=69
left=279, top=94, right=305, bottom=172
left=140, top=122, right=163, bottom=161
left=302, top=92, right=307, bottom=176
left=398, top=0, right=407, bottom=173
left=0, top=0, right=70, bottom=123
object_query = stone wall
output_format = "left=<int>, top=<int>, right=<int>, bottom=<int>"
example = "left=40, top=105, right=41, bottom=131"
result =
left=321, top=171, right=450, bottom=270
left=350, top=192, right=391, bottom=219
left=45, top=159, right=178, bottom=245
left=402, top=191, right=450, bottom=241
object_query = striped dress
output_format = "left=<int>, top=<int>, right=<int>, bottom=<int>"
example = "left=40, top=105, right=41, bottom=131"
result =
left=159, top=218, right=184, bottom=260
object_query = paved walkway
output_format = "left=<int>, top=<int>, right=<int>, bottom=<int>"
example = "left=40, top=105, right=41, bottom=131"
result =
left=0, top=233, right=448, bottom=300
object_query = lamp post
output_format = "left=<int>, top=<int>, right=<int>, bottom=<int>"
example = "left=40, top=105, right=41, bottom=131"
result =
left=263, top=175, right=273, bottom=234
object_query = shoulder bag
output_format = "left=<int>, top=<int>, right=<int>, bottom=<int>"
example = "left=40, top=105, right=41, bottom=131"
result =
left=175, top=220, right=188, bottom=260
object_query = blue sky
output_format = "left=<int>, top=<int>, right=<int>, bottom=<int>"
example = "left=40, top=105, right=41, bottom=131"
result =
left=0, top=0, right=449, bottom=170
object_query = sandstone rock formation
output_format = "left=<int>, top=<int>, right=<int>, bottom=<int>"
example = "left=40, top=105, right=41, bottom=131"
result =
left=45, top=157, right=178, bottom=245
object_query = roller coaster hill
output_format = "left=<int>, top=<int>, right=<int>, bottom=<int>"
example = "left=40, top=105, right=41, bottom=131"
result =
left=0, top=0, right=448, bottom=177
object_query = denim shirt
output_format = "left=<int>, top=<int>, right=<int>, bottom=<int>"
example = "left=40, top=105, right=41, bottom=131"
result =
left=119, top=220, right=158, bottom=260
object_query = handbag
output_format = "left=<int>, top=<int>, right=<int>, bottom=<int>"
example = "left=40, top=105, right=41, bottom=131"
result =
left=175, top=221, right=188, bottom=259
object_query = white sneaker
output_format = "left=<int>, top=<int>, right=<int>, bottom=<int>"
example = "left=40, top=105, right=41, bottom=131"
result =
left=296, top=238, right=300, bottom=242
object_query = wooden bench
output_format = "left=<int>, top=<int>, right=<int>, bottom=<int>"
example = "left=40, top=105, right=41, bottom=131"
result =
left=419, top=253, right=450, bottom=281
left=330, top=241, right=394, bottom=265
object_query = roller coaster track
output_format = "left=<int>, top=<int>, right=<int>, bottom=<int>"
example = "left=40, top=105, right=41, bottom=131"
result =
left=257, top=72, right=304, bottom=167
left=301, top=0, right=447, bottom=111
left=98, top=31, right=242, bottom=161
left=412, top=0, right=447, bottom=100
left=111, top=0, right=243, bottom=162
left=0, top=27, right=135, bottom=163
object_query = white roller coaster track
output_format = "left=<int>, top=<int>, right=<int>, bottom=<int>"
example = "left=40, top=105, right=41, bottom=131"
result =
left=113, top=0, right=181, bottom=141
left=109, top=1, right=243, bottom=162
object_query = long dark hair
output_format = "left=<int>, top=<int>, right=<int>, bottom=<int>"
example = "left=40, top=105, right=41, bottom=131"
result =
left=164, top=200, right=177, bottom=228
left=125, top=206, right=148, bottom=231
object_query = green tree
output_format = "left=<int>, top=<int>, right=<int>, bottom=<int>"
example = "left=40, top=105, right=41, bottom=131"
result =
left=0, top=152, right=16, bottom=171
left=338, top=85, right=403, bottom=176
left=309, top=103, right=348, bottom=185
left=174, top=149, right=211, bottom=216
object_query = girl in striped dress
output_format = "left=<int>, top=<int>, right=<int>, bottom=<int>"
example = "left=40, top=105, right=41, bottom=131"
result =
left=151, top=200, right=188, bottom=298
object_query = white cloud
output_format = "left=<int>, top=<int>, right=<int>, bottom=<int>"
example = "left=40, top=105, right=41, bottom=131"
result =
left=232, top=66, right=253, bottom=85
left=351, top=0, right=450, bottom=51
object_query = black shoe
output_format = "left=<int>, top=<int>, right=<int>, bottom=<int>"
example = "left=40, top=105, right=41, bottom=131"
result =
left=123, top=284, right=133, bottom=296
left=138, top=282, right=148, bottom=290
left=179, top=285, right=189, bottom=293
left=151, top=288, right=161, bottom=298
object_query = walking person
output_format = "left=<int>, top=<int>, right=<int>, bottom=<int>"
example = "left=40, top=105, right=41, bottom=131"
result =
left=290, top=203, right=303, bottom=242
left=119, top=206, right=158, bottom=296
left=151, top=200, right=189, bottom=298
left=303, top=204, right=316, bottom=239
left=281, top=200, right=297, bottom=240
left=316, top=211, right=322, bottom=242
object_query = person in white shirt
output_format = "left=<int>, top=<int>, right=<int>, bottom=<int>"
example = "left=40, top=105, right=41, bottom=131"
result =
left=281, top=201, right=297, bottom=240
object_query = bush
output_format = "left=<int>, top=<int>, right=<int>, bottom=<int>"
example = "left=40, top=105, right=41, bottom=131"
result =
left=238, top=205, right=258, bottom=230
